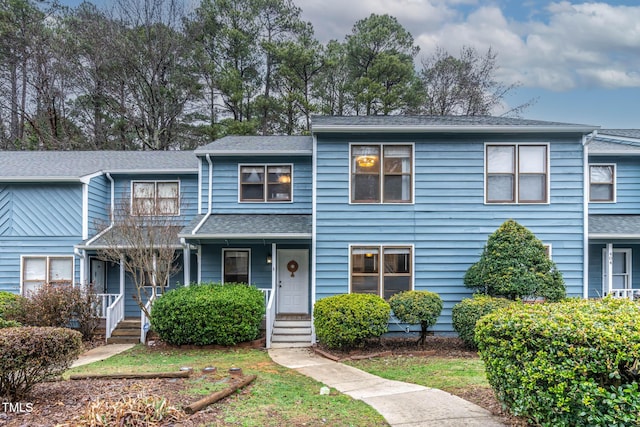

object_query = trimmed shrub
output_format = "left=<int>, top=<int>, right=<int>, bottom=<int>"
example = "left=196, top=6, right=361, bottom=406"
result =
left=0, top=326, right=83, bottom=400
left=313, top=293, right=390, bottom=350
left=6, top=284, right=100, bottom=340
left=464, top=219, right=565, bottom=301
left=476, top=298, right=640, bottom=426
left=0, top=318, right=20, bottom=328
left=389, top=290, right=442, bottom=345
left=451, top=295, right=513, bottom=349
left=150, top=282, right=265, bottom=346
left=0, top=291, right=20, bottom=318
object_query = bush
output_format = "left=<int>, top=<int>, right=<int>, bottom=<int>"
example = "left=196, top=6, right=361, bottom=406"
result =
left=0, top=327, right=82, bottom=400
left=0, top=291, right=20, bottom=318
left=475, top=298, right=640, bottom=426
left=6, top=284, right=100, bottom=340
left=0, top=318, right=20, bottom=329
left=451, top=295, right=513, bottom=349
left=150, top=282, right=265, bottom=346
left=389, top=290, right=442, bottom=345
left=313, top=293, right=390, bottom=350
left=464, top=219, right=565, bottom=301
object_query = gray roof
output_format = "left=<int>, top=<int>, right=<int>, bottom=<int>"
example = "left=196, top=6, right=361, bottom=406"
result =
left=196, top=136, right=312, bottom=156
left=78, top=225, right=183, bottom=249
left=0, top=151, right=198, bottom=181
left=598, top=129, right=640, bottom=140
left=181, top=214, right=312, bottom=239
left=589, top=215, right=640, bottom=239
left=311, top=115, right=598, bottom=133
left=589, top=130, right=640, bottom=155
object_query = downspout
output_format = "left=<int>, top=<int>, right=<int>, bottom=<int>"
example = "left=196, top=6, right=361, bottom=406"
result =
left=106, top=173, right=115, bottom=224
left=311, top=134, right=318, bottom=344
left=74, top=247, right=86, bottom=287
left=582, top=130, right=597, bottom=299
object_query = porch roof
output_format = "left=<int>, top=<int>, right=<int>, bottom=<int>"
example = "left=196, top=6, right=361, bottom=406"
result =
left=180, top=214, right=312, bottom=239
left=589, top=215, right=640, bottom=239
left=77, top=225, right=183, bottom=249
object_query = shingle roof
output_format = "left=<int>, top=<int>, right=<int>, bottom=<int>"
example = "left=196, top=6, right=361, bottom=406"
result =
left=598, top=129, right=640, bottom=140
left=0, top=151, right=198, bottom=180
left=196, top=136, right=312, bottom=155
left=181, top=214, right=312, bottom=239
left=78, top=225, right=183, bottom=249
left=589, top=130, right=640, bottom=155
left=311, top=115, right=598, bottom=133
left=589, top=215, right=640, bottom=238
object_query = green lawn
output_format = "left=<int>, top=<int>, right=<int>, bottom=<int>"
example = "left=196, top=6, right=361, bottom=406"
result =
left=67, top=345, right=388, bottom=426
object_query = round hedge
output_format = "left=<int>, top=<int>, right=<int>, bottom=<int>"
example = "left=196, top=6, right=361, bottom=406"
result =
left=476, top=298, right=640, bottom=426
left=150, top=282, right=265, bottom=346
left=451, top=294, right=513, bottom=349
left=389, top=290, right=442, bottom=344
left=313, top=293, right=390, bottom=350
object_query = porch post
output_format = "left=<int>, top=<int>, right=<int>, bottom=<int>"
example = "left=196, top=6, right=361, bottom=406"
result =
left=183, top=245, right=191, bottom=286
left=119, top=253, right=125, bottom=296
left=607, top=243, right=613, bottom=295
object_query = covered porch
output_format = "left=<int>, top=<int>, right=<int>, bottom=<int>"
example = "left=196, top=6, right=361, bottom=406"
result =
left=180, top=214, right=313, bottom=348
left=589, top=215, right=640, bottom=300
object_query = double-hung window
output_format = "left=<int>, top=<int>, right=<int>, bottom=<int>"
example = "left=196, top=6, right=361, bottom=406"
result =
left=589, top=164, right=615, bottom=202
left=132, top=181, right=180, bottom=215
left=240, top=165, right=292, bottom=202
left=486, top=144, right=548, bottom=203
left=351, top=144, right=412, bottom=203
left=22, top=255, right=73, bottom=295
left=351, top=246, right=412, bottom=299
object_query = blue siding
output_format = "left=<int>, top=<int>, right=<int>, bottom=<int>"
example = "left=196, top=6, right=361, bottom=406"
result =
left=589, top=156, right=640, bottom=214
left=209, top=156, right=312, bottom=214
left=199, top=243, right=273, bottom=288
left=88, top=175, right=109, bottom=234
left=315, top=134, right=586, bottom=333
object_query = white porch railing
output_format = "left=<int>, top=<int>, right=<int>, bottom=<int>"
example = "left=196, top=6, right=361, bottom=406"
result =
left=262, top=288, right=276, bottom=349
left=103, top=294, right=124, bottom=340
left=607, top=288, right=640, bottom=300
left=141, top=295, right=156, bottom=344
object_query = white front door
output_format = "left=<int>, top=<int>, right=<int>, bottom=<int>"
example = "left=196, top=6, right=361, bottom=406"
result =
left=277, top=249, right=309, bottom=314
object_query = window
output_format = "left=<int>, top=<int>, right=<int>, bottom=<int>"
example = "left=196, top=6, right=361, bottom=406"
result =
left=351, top=144, right=412, bottom=203
left=223, top=249, right=250, bottom=283
left=22, top=256, right=73, bottom=295
left=240, top=165, right=292, bottom=202
left=590, top=164, right=615, bottom=202
left=351, top=246, right=412, bottom=299
left=486, top=144, right=548, bottom=203
left=132, top=181, right=179, bottom=215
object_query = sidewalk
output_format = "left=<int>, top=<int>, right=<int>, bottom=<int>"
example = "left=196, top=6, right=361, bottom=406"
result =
left=269, top=347, right=506, bottom=427
left=71, top=343, right=136, bottom=368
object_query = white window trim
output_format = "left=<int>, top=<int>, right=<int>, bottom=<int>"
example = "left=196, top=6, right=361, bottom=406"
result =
left=589, top=163, right=617, bottom=203
left=349, top=142, right=415, bottom=205
left=237, top=164, right=294, bottom=203
left=348, top=244, right=415, bottom=298
left=20, top=255, right=75, bottom=295
left=222, top=248, right=252, bottom=284
left=543, top=243, right=552, bottom=259
left=601, top=247, right=632, bottom=294
left=484, top=142, right=550, bottom=205
left=130, top=180, right=181, bottom=216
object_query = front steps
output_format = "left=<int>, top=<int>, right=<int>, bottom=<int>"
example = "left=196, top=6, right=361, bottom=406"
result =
left=271, top=315, right=312, bottom=348
left=107, top=318, right=141, bottom=344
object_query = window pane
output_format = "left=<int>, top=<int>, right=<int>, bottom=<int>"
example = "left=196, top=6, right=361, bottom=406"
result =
left=353, top=146, right=380, bottom=173
left=241, top=167, right=264, bottom=183
left=267, top=166, right=291, bottom=201
left=352, top=276, right=379, bottom=294
left=519, top=175, right=546, bottom=201
left=224, top=251, right=249, bottom=283
left=591, top=166, right=613, bottom=184
left=353, top=174, right=380, bottom=202
left=352, top=248, right=379, bottom=273
left=383, top=276, right=411, bottom=300
left=591, top=184, right=613, bottom=201
left=133, top=199, right=154, bottom=215
left=384, top=248, right=410, bottom=274
left=241, top=184, right=264, bottom=201
left=487, top=146, right=514, bottom=173
left=384, top=146, right=411, bottom=173
left=519, top=146, right=546, bottom=173
left=383, top=175, right=410, bottom=202
left=24, top=257, right=46, bottom=281
left=49, top=258, right=72, bottom=282
left=133, top=182, right=155, bottom=198
left=487, top=175, right=514, bottom=201
left=158, top=198, right=179, bottom=214
left=157, top=182, right=178, bottom=198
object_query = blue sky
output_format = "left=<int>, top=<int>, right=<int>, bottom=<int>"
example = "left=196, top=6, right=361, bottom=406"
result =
left=59, top=0, right=640, bottom=129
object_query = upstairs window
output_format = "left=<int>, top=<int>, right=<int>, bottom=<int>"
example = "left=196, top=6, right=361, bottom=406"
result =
left=240, top=165, right=292, bottom=202
left=351, top=144, right=412, bottom=203
left=589, top=164, right=615, bottom=202
left=351, top=246, right=412, bottom=299
left=486, top=144, right=548, bottom=203
left=132, top=181, right=179, bottom=215
left=22, top=255, right=73, bottom=295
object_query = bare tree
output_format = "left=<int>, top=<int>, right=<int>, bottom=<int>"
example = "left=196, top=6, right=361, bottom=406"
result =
left=96, top=192, right=183, bottom=318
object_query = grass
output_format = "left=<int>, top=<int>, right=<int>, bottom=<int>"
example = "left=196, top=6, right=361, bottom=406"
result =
left=66, top=345, right=388, bottom=426
left=347, top=355, right=490, bottom=393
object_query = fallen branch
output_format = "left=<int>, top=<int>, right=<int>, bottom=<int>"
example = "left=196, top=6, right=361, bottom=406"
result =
left=184, top=374, right=257, bottom=414
left=70, top=371, right=191, bottom=380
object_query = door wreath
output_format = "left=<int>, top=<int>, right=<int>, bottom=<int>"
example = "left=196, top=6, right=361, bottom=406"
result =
left=286, top=260, right=299, bottom=277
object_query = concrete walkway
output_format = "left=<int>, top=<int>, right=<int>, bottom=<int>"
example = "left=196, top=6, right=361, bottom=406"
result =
left=269, top=347, right=506, bottom=427
left=71, top=343, right=136, bottom=368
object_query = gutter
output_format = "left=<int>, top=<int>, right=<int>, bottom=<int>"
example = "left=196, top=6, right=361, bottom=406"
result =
left=312, top=125, right=600, bottom=134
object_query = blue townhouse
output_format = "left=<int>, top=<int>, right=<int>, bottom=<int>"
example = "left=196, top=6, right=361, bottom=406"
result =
left=1, top=116, right=638, bottom=347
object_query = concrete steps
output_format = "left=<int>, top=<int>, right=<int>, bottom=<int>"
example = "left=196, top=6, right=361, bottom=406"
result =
left=270, top=317, right=312, bottom=348
left=107, top=319, right=140, bottom=344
